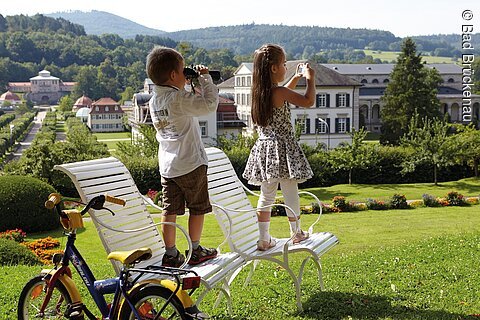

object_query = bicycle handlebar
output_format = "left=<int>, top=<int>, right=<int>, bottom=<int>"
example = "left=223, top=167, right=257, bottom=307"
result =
left=105, top=194, right=126, bottom=207
left=45, top=193, right=126, bottom=217
left=45, top=193, right=62, bottom=210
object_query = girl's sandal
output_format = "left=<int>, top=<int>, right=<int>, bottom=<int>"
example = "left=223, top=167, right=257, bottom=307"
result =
left=257, top=237, right=277, bottom=251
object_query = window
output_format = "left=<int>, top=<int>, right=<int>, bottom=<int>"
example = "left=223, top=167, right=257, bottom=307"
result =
left=247, top=76, right=251, bottom=86
left=236, top=77, right=240, bottom=86
left=115, top=106, right=118, bottom=111
left=448, top=78, right=454, bottom=83
left=383, top=79, right=390, bottom=84
left=315, top=118, right=330, bottom=134
left=295, top=117, right=310, bottom=134
left=95, top=106, right=99, bottom=111
left=199, top=121, right=207, bottom=137
left=361, top=79, right=368, bottom=84
left=335, top=117, right=350, bottom=133
left=247, top=94, right=251, bottom=105
left=105, top=106, right=109, bottom=112
left=241, top=94, right=245, bottom=105
left=241, top=77, right=245, bottom=86
left=335, top=93, right=350, bottom=107
left=316, top=93, right=329, bottom=108
left=236, top=94, right=240, bottom=104
left=372, top=79, right=379, bottom=84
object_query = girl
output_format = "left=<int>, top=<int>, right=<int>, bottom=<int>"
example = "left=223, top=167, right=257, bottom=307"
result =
left=243, top=43, right=316, bottom=251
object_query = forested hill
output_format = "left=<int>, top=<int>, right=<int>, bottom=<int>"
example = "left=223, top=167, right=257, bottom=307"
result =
left=46, top=10, right=166, bottom=38
left=39, top=11, right=469, bottom=58
left=167, top=24, right=399, bottom=55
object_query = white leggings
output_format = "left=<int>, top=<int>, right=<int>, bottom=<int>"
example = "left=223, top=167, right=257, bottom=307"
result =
left=257, top=179, right=299, bottom=217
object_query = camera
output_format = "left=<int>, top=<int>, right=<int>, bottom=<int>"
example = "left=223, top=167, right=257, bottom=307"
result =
left=183, top=66, right=221, bottom=82
left=297, top=63, right=306, bottom=75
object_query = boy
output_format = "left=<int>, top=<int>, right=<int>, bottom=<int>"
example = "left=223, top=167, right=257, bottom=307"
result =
left=146, top=46, right=219, bottom=267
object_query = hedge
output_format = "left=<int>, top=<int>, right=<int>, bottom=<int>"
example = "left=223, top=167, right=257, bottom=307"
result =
left=0, top=175, right=60, bottom=232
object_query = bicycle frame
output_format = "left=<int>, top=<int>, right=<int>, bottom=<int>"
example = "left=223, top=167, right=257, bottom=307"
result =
left=41, top=230, right=122, bottom=319
left=37, top=195, right=202, bottom=320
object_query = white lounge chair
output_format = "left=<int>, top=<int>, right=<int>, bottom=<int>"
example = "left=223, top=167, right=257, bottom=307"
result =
left=206, top=147, right=339, bottom=311
left=54, top=156, right=245, bottom=313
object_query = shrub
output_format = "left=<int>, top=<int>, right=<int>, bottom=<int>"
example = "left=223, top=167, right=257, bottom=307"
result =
left=123, top=157, right=161, bottom=194
left=0, top=238, right=41, bottom=266
left=332, top=196, right=349, bottom=212
left=422, top=194, right=440, bottom=207
left=0, top=229, right=26, bottom=242
left=0, top=175, right=59, bottom=232
left=271, top=199, right=287, bottom=216
left=366, top=198, right=390, bottom=210
left=390, top=194, right=409, bottom=209
left=445, top=191, right=466, bottom=206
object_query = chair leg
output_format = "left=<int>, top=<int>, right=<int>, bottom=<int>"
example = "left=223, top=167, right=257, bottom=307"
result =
left=243, top=260, right=259, bottom=287
left=282, top=263, right=303, bottom=312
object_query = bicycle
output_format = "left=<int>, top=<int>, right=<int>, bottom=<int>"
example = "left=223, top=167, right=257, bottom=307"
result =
left=18, top=193, right=209, bottom=320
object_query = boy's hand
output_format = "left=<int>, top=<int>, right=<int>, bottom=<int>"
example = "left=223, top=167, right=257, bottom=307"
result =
left=194, top=64, right=209, bottom=75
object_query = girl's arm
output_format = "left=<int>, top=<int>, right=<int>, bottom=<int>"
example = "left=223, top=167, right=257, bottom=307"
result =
left=273, top=64, right=316, bottom=108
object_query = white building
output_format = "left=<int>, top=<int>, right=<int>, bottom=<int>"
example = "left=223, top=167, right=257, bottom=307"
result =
left=224, top=60, right=362, bottom=148
left=322, top=63, right=480, bottom=132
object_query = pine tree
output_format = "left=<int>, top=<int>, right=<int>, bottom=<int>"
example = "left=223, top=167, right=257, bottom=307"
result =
left=380, top=38, right=442, bottom=145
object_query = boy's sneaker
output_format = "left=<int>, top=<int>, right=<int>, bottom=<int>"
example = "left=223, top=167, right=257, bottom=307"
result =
left=186, top=245, right=218, bottom=265
left=162, top=250, right=185, bottom=268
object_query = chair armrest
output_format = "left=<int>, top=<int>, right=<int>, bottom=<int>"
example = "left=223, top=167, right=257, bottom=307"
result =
left=212, top=202, right=298, bottom=257
left=141, top=194, right=164, bottom=212
left=297, top=191, right=323, bottom=234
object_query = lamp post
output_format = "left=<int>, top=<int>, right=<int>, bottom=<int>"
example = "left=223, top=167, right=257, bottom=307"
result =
left=316, top=118, right=330, bottom=149
left=9, top=124, right=14, bottom=146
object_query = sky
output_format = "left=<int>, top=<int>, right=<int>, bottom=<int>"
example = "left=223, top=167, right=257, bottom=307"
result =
left=3, top=0, right=479, bottom=37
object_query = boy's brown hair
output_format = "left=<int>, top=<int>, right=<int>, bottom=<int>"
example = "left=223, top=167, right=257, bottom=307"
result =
left=146, top=46, right=184, bottom=85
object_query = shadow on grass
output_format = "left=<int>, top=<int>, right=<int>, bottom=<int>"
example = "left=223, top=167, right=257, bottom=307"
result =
left=302, top=290, right=476, bottom=320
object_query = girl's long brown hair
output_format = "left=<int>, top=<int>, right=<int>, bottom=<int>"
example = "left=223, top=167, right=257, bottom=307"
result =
left=251, top=44, right=285, bottom=127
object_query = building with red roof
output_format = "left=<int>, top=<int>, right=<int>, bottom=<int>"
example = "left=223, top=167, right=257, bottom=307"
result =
left=87, top=97, right=124, bottom=132
left=0, top=90, right=22, bottom=106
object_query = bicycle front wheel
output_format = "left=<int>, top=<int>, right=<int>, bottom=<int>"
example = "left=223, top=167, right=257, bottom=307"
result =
left=118, top=285, right=191, bottom=320
left=18, top=275, right=73, bottom=320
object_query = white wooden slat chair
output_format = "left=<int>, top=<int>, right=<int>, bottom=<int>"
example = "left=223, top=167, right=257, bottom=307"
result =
left=54, top=156, right=246, bottom=313
left=206, top=147, right=339, bottom=311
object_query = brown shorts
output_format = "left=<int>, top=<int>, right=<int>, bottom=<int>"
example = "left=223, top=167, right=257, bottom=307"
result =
left=161, top=165, right=212, bottom=216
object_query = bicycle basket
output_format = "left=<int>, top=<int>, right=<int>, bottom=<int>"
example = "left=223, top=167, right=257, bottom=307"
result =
left=60, top=210, right=84, bottom=230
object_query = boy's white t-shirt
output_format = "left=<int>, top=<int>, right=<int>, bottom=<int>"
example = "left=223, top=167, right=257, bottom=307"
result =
left=149, top=74, right=219, bottom=178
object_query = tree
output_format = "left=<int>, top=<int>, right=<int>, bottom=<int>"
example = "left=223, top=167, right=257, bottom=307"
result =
left=329, top=128, right=375, bottom=184
left=400, top=116, right=454, bottom=185
left=58, top=95, right=73, bottom=112
left=119, top=86, right=135, bottom=105
left=454, top=124, right=480, bottom=177
left=380, top=38, right=442, bottom=145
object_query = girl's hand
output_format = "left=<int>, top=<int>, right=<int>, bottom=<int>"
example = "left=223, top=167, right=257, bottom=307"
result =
left=295, top=63, right=306, bottom=77
left=304, top=63, right=315, bottom=79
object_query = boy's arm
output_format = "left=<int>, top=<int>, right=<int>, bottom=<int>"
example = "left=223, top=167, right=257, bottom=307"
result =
left=178, top=74, right=219, bottom=116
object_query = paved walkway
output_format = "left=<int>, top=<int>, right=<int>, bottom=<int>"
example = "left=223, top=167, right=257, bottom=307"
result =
left=9, top=110, right=47, bottom=161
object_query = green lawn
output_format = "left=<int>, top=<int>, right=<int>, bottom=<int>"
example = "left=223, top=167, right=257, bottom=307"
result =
left=93, top=131, right=131, bottom=140
left=363, top=50, right=457, bottom=64
left=292, top=177, right=480, bottom=205
left=2, top=203, right=480, bottom=319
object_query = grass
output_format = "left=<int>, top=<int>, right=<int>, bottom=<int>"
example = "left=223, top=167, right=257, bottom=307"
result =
left=93, top=132, right=131, bottom=140
left=2, top=203, right=480, bottom=319
left=253, top=177, right=480, bottom=206
left=363, top=50, right=457, bottom=64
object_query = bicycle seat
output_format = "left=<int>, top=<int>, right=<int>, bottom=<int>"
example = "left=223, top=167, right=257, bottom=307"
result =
left=107, top=248, right=153, bottom=265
